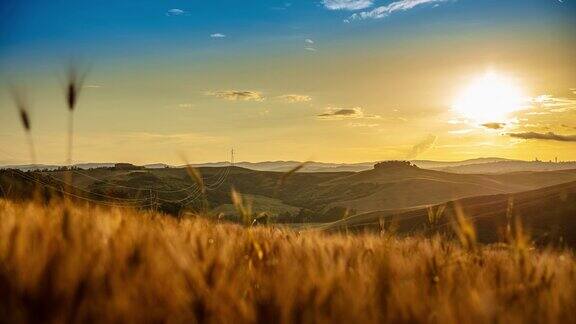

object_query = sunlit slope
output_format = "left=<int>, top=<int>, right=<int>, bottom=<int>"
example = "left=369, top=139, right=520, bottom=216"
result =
left=5, top=165, right=576, bottom=221
left=328, top=180, right=576, bottom=247
left=317, top=165, right=576, bottom=213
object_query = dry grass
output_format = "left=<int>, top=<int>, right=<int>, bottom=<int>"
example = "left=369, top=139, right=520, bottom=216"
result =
left=0, top=199, right=575, bottom=324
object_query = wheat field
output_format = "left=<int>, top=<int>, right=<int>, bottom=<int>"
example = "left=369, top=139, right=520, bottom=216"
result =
left=0, top=199, right=575, bottom=324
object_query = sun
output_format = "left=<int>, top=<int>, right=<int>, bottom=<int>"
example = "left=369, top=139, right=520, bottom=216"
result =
left=453, top=72, right=524, bottom=124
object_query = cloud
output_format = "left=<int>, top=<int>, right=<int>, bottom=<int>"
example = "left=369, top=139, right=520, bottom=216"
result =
left=449, top=129, right=475, bottom=135
left=322, top=0, right=374, bottom=10
left=177, top=103, right=194, bottom=109
left=348, top=0, right=449, bottom=20
left=407, top=134, right=437, bottom=159
left=508, top=132, right=576, bottom=142
left=126, top=132, right=220, bottom=144
left=305, top=47, right=317, bottom=52
left=210, top=33, right=226, bottom=38
left=305, top=39, right=315, bottom=44
left=317, top=107, right=379, bottom=120
left=277, top=94, right=312, bottom=103
left=271, top=2, right=292, bottom=10
left=206, top=90, right=265, bottom=102
left=166, top=9, right=188, bottom=16
left=348, top=122, right=379, bottom=128
left=318, top=108, right=362, bottom=119
left=530, top=95, right=576, bottom=110
left=482, top=122, right=506, bottom=130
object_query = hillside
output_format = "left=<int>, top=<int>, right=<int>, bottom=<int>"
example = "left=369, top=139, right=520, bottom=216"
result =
left=302, top=163, right=576, bottom=215
left=4, top=164, right=576, bottom=223
left=328, top=180, right=576, bottom=247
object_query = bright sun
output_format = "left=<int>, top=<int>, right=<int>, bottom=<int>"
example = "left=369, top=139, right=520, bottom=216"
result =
left=453, top=72, right=524, bottom=124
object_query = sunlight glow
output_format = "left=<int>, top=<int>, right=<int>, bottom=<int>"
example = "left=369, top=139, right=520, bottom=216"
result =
left=453, top=72, right=524, bottom=124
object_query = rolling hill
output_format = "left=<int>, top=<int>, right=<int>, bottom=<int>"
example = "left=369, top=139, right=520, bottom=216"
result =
left=4, top=162, right=576, bottom=225
left=324, top=180, right=576, bottom=247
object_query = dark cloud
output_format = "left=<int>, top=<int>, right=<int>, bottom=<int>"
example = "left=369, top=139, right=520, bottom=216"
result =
left=482, top=122, right=506, bottom=130
left=317, top=107, right=381, bottom=120
left=407, top=134, right=437, bottom=159
left=317, top=107, right=365, bottom=119
left=206, top=90, right=264, bottom=102
left=320, top=109, right=357, bottom=116
left=509, top=132, right=576, bottom=142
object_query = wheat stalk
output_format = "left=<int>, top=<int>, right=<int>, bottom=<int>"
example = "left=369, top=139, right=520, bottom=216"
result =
left=64, top=63, right=88, bottom=167
left=9, top=85, right=36, bottom=165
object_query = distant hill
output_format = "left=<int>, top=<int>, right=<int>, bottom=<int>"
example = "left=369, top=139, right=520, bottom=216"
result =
left=0, top=163, right=170, bottom=171
left=5, top=163, right=576, bottom=224
left=300, top=162, right=576, bottom=215
left=5, top=158, right=576, bottom=174
left=186, top=161, right=374, bottom=173
left=411, top=157, right=512, bottom=169
left=434, top=160, right=576, bottom=174
left=326, top=180, right=576, bottom=247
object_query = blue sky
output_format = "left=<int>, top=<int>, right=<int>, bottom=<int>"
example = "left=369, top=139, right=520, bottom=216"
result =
left=0, top=0, right=575, bottom=165
left=1, top=0, right=573, bottom=68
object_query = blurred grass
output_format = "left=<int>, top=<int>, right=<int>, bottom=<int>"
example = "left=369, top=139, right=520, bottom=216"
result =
left=0, top=199, right=575, bottom=323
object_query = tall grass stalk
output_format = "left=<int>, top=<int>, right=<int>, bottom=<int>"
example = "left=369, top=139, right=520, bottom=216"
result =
left=452, top=203, right=477, bottom=253
left=10, top=86, right=36, bottom=165
left=64, top=64, right=87, bottom=167
left=182, top=157, right=209, bottom=213
left=231, top=187, right=253, bottom=225
left=274, top=161, right=308, bottom=197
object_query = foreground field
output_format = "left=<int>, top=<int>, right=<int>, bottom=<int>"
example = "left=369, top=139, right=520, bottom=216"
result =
left=0, top=200, right=575, bottom=323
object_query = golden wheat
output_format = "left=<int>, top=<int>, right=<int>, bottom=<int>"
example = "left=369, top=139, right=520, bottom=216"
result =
left=0, top=199, right=574, bottom=324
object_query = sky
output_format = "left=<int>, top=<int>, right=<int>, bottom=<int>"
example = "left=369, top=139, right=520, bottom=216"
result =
left=0, top=0, right=575, bottom=165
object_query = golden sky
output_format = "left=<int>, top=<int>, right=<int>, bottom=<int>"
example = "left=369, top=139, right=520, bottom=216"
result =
left=0, top=0, right=575, bottom=165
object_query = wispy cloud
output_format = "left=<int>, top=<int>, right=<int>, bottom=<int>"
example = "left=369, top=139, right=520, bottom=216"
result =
left=271, top=2, right=292, bottom=10
left=277, top=94, right=312, bottom=103
left=304, top=39, right=317, bottom=52
left=206, top=90, right=265, bottom=102
left=509, top=132, right=576, bottom=142
left=448, top=129, right=475, bottom=135
left=125, top=132, right=221, bottom=144
left=210, top=33, right=226, bottom=38
left=322, top=0, right=374, bottom=10
left=348, top=0, right=450, bottom=21
left=166, top=9, right=188, bottom=16
left=530, top=94, right=576, bottom=111
left=482, top=122, right=506, bottom=130
left=348, top=122, right=379, bottom=128
left=407, top=134, right=437, bottom=159
left=317, top=107, right=380, bottom=120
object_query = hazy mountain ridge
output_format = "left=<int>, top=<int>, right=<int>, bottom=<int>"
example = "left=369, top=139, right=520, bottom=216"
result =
left=5, top=157, right=574, bottom=174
